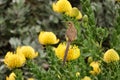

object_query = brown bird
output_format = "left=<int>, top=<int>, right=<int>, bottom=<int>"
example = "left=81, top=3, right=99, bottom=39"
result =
left=63, top=21, right=77, bottom=66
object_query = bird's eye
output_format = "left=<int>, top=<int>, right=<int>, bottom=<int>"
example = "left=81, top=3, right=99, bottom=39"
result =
left=66, top=21, right=72, bottom=26
left=68, top=22, right=71, bottom=25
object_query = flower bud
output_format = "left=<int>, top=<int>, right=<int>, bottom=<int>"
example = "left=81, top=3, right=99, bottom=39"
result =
left=82, top=15, right=88, bottom=22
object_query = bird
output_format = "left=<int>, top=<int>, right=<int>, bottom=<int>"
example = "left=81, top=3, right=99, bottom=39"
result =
left=63, top=21, right=77, bottom=66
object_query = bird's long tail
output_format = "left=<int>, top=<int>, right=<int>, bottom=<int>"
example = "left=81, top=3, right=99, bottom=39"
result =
left=63, top=41, right=71, bottom=66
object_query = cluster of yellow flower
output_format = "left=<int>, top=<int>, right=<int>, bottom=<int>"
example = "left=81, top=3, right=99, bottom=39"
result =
left=51, top=0, right=120, bottom=78
left=4, top=46, right=38, bottom=69
left=4, top=46, right=38, bottom=80
left=6, top=30, right=119, bottom=80
left=89, top=49, right=120, bottom=76
left=38, top=31, right=80, bottom=61
left=6, top=72, right=34, bottom=80
left=38, top=31, right=120, bottom=64
left=52, top=0, right=82, bottom=20
left=75, top=48, right=120, bottom=78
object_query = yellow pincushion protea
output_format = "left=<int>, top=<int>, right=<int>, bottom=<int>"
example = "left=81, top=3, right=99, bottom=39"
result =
left=81, top=76, right=91, bottom=80
left=89, top=61, right=101, bottom=75
left=54, top=43, right=80, bottom=61
left=52, top=0, right=72, bottom=13
left=4, top=52, right=26, bottom=69
left=19, top=46, right=38, bottom=59
left=6, top=72, right=16, bottom=80
left=103, top=49, right=119, bottom=63
left=38, top=31, right=59, bottom=45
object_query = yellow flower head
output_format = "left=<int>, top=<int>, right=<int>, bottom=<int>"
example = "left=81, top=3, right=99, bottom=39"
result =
left=38, top=31, right=59, bottom=45
left=90, top=61, right=101, bottom=75
left=6, top=72, right=16, bottom=80
left=54, top=43, right=80, bottom=61
left=52, top=0, right=72, bottom=13
left=19, top=46, right=38, bottom=59
left=103, top=49, right=119, bottom=63
left=81, top=76, right=91, bottom=80
left=66, top=7, right=79, bottom=17
left=4, top=51, right=26, bottom=69
left=76, top=11, right=82, bottom=20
